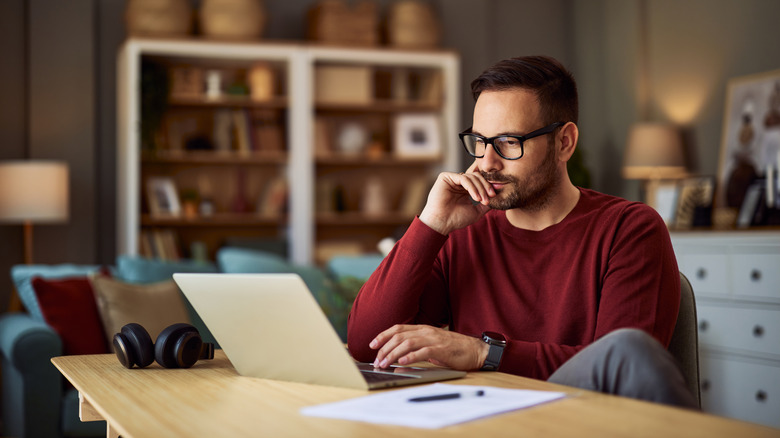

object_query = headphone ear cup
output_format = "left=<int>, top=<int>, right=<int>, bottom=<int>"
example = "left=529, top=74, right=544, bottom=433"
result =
left=113, top=323, right=154, bottom=368
left=155, top=323, right=200, bottom=368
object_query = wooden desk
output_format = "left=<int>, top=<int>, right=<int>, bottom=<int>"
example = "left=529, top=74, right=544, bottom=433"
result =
left=52, top=351, right=778, bottom=438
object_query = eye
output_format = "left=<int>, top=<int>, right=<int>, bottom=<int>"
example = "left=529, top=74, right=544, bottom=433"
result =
left=496, top=137, right=521, bottom=149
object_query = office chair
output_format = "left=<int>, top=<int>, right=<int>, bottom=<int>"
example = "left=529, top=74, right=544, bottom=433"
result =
left=667, top=272, right=701, bottom=407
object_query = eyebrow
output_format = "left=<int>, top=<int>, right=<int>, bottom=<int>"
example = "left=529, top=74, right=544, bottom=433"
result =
left=468, top=129, right=523, bottom=138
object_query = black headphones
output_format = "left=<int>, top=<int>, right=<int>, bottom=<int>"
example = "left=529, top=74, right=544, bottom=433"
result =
left=113, top=322, right=215, bottom=369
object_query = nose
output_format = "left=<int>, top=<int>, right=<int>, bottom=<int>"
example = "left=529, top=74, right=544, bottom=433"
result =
left=478, top=141, right=503, bottom=172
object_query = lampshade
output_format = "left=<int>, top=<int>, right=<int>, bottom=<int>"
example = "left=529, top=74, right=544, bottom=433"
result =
left=622, top=122, right=687, bottom=179
left=0, top=161, right=69, bottom=223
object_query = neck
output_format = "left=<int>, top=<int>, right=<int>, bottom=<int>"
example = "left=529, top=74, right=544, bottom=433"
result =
left=505, top=180, right=581, bottom=231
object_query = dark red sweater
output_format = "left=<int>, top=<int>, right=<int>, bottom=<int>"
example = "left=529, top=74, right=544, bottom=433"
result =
left=347, top=188, right=680, bottom=380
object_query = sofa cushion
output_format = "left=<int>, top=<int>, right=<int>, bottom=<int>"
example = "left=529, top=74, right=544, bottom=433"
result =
left=11, top=264, right=104, bottom=321
left=326, top=254, right=384, bottom=281
left=116, top=255, right=218, bottom=284
left=216, top=247, right=291, bottom=274
left=32, top=276, right=109, bottom=355
left=90, top=274, right=190, bottom=343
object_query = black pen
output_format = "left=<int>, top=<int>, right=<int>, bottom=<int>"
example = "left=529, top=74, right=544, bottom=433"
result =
left=408, top=390, right=485, bottom=403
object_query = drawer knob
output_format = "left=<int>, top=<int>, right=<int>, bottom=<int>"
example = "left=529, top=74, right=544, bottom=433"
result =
left=696, top=268, right=707, bottom=280
left=750, top=269, right=762, bottom=282
left=701, top=379, right=711, bottom=392
left=699, top=320, right=709, bottom=331
left=756, top=390, right=767, bottom=402
left=753, top=325, right=765, bottom=338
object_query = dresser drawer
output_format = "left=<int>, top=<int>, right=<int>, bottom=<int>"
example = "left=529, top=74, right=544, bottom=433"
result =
left=700, top=353, right=780, bottom=428
left=731, top=248, right=780, bottom=300
left=678, top=253, right=729, bottom=295
left=697, top=304, right=780, bottom=357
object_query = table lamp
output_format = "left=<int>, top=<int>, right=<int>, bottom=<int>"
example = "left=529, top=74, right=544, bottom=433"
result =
left=622, top=122, right=687, bottom=204
left=0, top=160, right=69, bottom=311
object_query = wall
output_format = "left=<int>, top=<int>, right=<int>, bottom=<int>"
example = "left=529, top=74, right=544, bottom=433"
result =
left=574, top=0, right=780, bottom=199
left=1, top=0, right=779, bottom=311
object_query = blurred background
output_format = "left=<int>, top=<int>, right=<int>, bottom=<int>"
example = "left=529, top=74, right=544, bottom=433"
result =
left=1, top=0, right=779, bottom=292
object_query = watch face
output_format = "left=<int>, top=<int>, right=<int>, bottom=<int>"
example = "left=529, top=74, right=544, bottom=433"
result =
left=482, top=331, right=507, bottom=345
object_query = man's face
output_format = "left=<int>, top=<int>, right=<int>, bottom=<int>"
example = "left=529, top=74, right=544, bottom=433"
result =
left=471, top=88, right=560, bottom=212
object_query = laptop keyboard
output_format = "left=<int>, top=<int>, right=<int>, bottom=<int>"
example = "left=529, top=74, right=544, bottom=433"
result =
left=361, top=371, right=419, bottom=383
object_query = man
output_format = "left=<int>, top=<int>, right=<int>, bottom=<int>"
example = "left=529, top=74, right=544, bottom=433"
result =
left=347, top=56, right=697, bottom=408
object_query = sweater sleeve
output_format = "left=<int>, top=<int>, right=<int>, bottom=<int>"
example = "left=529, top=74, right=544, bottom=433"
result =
left=593, top=202, right=680, bottom=346
left=347, top=217, right=451, bottom=362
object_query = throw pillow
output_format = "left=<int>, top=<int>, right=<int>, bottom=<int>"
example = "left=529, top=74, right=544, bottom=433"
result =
left=11, top=264, right=104, bottom=321
left=90, top=274, right=191, bottom=343
left=31, top=276, right=109, bottom=355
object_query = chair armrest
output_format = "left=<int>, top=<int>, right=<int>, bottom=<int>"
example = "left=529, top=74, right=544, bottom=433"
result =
left=0, top=312, right=64, bottom=437
left=0, top=312, right=63, bottom=368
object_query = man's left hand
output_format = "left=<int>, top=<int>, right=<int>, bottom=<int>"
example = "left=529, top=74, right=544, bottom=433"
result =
left=369, top=324, right=488, bottom=370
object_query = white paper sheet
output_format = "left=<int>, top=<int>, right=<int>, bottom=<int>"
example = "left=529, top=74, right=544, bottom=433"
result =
left=300, top=383, right=567, bottom=429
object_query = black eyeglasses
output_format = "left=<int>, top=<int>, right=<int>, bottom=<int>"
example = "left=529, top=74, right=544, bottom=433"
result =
left=458, top=122, right=564, bottom=160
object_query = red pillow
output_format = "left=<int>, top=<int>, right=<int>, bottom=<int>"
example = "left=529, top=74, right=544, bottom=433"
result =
left=32, top=276, right=109, bottom=355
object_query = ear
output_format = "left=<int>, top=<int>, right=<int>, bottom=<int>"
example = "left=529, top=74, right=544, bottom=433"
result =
left=557, top=122, right=579, bottom=162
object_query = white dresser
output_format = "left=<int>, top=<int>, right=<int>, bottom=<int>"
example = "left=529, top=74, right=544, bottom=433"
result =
left=671, top=231, right=780, bottom=428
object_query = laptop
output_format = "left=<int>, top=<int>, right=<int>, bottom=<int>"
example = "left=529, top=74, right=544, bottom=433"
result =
left=173, top=273, right=466, bottom=390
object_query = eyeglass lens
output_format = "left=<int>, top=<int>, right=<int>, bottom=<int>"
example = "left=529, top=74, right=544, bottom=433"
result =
left=462, top=135, right=523, bottom=159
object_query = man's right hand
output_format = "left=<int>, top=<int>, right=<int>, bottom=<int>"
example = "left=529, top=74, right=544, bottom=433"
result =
left=418, top=162, right=495, bottom=235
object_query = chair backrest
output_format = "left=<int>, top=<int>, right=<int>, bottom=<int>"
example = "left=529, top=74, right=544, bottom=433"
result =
left=667, top=272, right=701, bottom=407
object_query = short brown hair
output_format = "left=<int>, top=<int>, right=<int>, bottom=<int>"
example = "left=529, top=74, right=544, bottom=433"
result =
left=470, top=56, right=578, bottom=126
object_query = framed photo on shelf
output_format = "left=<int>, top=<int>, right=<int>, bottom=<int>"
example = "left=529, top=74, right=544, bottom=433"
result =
left=716, top=68, right=780, bottom=210
left=646, top=180, right=680, bottom=226
left=146, top=177, right=181, bottom=217
left=673, top=176, right=715, bottom=230
left=393, top=113, right=442, bottom=159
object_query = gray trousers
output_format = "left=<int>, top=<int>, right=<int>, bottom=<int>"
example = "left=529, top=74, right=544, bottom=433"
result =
left=547, top=328, right=698, bottom=409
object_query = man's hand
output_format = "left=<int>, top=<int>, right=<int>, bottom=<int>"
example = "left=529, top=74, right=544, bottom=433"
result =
left=418, top=162, right=494, bottom=235
left=369, top=324, right=489, bottom=371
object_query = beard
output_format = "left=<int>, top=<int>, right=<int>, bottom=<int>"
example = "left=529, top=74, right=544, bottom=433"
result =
left=480, top=143, right=560, bottom=212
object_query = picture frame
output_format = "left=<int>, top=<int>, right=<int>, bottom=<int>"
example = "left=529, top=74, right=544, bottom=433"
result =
left=716, top=68, right=780, bottom=209
left=674, top=176, right=715, bottom=230
left=646, top=180, right=680, bottom=226
left=146, top=177, right=181, bottom=217
left=393, top=113, right=442, bottom=159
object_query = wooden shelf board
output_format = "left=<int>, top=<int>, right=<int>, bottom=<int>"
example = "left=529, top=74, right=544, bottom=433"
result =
left=141, top=150, right=288, bottom=165
left=316, top=212, right=414, bottom=226
left=142, top=213, right=285, bottom=227
left=169, top=95, right=288, bottom=109
left=315, top=154, right=439, bottom=166
left=315, top=99, right=441, bottom=113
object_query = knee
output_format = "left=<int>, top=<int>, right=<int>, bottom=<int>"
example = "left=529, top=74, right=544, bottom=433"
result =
left=599, top=328, right=665, bottom=359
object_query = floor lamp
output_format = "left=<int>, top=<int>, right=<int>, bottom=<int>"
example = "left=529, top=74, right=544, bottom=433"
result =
left=0, top=161, right=69, bottom=312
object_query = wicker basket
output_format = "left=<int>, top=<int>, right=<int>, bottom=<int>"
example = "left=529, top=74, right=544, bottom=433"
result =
left=307, top=0, right=380, bottom=46
left=386, top=0, right=440, bottom=49
left=199, top=0, right=266, bottom=40
left=125, top=0, right=193, bottom=37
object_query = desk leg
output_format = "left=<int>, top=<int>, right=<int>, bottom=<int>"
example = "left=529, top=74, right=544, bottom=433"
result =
left=79, top=392, right=122, bottom=438
left=78, top=392, right=104, bottom=422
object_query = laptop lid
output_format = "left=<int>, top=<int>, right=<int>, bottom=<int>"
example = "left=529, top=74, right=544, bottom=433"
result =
left=173, top=273, right=465, bottom=390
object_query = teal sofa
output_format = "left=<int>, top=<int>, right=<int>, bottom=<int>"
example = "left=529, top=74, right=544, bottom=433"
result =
left=0, top=249, right=382, bottom=438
